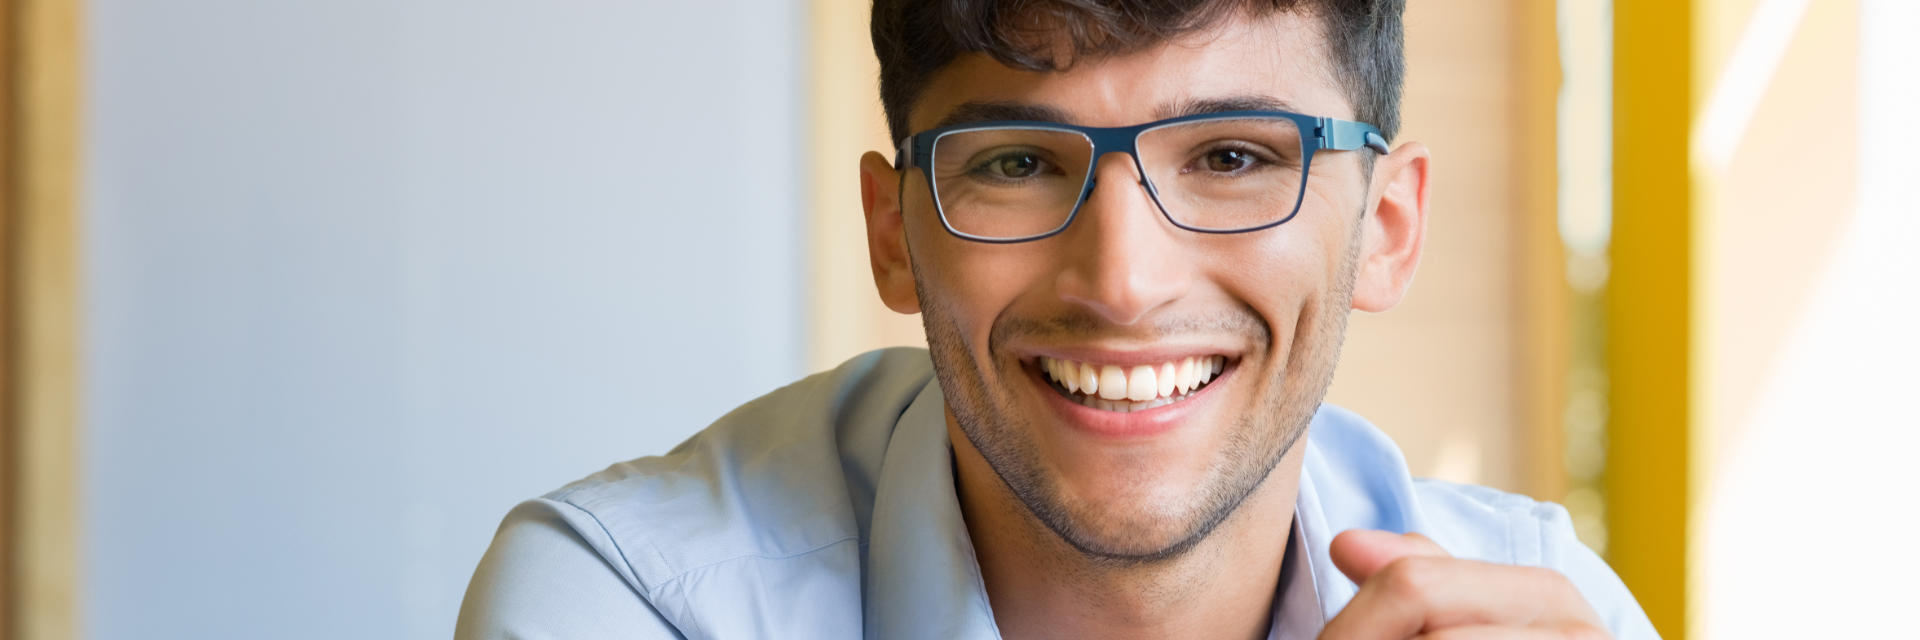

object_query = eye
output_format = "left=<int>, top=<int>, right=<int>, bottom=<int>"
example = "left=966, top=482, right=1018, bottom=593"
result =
left=1202, top=148, right=1258, bottom=173
left=976, top=152, right=1052, bottom=179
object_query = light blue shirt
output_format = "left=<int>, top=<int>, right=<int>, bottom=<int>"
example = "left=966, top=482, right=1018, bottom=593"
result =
left=456, top=348, right=1658, bottom=639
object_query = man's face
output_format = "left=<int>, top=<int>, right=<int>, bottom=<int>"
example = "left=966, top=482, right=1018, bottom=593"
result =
left=863, top=11, right=1424, bottom=562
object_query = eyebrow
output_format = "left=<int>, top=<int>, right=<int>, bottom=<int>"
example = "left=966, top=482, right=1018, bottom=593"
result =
left=928, top=94, right=1305, bottom=132
left=932, top=101, right=1074, bottom=129
left=1156, top=95, right=1305, bottom=120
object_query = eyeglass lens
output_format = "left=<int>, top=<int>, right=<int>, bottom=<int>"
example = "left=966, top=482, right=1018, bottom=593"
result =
left=929, top=117, right=1307, bottom=239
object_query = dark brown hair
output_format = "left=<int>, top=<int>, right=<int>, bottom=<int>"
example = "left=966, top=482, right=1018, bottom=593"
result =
left=869, top=0, right=1406, bottom=144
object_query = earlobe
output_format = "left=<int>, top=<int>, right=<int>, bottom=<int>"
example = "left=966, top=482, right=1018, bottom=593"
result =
left=859, top=151, right=922, bottom=315
left=1349, top=142, right=1431, bottom=312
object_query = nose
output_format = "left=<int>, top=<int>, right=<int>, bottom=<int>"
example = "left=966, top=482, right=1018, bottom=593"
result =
left=1053, top=151, right=1192, bottom=326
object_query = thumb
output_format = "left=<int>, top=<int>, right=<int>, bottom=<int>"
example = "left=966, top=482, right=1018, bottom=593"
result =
left=1328, top=529, right=1450, bottom=585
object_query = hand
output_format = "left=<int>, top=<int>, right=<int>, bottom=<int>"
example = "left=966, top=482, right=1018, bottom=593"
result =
left=1318, top=529, right=1610, bottom=640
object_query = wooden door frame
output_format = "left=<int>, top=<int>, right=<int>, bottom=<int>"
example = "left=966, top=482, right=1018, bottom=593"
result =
left=1, top=0, right=16, bottom=629
left=4, top=0, right=82, bottom=638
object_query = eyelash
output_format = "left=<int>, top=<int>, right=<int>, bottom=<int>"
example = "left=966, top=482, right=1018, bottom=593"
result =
left=1188, top=142, right=1290, bottom=174
left=968, top=151, right=1059, bottom=181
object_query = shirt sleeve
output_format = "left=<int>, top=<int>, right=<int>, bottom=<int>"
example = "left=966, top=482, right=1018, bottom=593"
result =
left=455, top=499, right=684, bottom=640
left=1532, top=501, right=1663, bottom=640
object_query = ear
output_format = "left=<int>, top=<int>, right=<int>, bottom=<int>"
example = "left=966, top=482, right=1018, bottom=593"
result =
left=860, top=151, right=921, bottom=314
left=1349, top=142, right=1431, bottom=312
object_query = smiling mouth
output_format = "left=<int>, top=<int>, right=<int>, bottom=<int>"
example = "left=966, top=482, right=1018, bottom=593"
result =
left=1036, top=355, right=1229, bottom=413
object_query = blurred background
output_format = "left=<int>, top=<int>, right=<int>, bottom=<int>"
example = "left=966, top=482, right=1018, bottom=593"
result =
left=1, top=0, right=1913, bottom=638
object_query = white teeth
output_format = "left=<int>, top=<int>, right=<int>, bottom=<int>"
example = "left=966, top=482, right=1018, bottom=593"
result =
left=1127, top=365, right=1156, bottom=402
left=1038, top=355, right=1230, bottom=411
left=1098, top=365, right=1128, bottom=400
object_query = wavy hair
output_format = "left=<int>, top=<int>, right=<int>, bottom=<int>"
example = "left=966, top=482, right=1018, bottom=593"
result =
left=869, top=0, right=1406, bottom=144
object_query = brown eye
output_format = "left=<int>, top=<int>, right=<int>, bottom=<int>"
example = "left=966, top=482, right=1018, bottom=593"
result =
left=1204, top=148, right=1254, bottom=173
left=989, top=154, right=1043, bottom=178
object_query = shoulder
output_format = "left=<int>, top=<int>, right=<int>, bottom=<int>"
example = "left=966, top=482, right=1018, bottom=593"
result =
left=1303, top=405, right=1658, bottom=638
left=547, top=347, right=933, bottom=576
left=456, top=499, right=683, bottom=639
left=461, top=348, right=936, bottom=636
left=1304, top=404, right=1569, bottom=562
left=1403, top=479, right=1660, bottom=637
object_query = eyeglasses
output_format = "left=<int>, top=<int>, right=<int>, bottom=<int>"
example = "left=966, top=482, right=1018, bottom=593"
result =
left=895, top=110, right=1389, bottom=243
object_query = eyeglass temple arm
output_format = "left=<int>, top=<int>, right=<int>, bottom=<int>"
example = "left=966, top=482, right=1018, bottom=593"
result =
left=894, top=137, right=914, bottom=170
left=1321, top=119, right=1391, bottom=154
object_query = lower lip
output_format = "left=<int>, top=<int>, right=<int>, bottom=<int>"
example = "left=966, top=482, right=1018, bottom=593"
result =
left=1026, top=362, right=1228, bottom=439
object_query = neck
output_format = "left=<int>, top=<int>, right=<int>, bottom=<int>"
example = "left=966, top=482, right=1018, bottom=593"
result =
left=950, top=417, right=1303, bottom=640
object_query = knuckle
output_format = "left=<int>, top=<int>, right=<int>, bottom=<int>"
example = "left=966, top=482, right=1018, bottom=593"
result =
left=1556, top=624, right=1613, bottom=640
left=1377, top=556, right=1441, bottom=600
left=1539, top=566, right=1579, bottom=590
left=1528, top=567, right=1605, bottom=623
left=1520, top=565, right=1560, bottom=582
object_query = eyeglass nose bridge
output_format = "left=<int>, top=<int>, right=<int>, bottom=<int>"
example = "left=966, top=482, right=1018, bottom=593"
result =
left=1072, top=168, right=1162, bottom=204
left=1078, top=173, right=1161, bottom=193
left=1067, top=134, right=1181, bottom=233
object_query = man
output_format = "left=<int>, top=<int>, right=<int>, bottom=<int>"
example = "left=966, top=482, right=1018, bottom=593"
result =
left=457, top=1, right=1656, bottom=638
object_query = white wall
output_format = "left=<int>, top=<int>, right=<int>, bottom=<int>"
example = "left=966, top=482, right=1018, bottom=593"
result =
left=83, top=2, right=802, bottom=637
left=1694, top=1, right=1920, bottom=637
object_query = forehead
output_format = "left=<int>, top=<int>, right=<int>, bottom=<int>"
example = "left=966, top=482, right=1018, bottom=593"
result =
left=908, top=11, right=1346, bottom=132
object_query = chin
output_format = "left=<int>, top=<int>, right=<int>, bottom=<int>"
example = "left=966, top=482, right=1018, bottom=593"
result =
left=1044, top=474, right=1215, bottom=561
left=1054, top=513, right=1208, bottom=563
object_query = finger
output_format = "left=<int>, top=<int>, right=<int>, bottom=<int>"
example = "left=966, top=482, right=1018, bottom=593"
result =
left=1317, top=557, right=1603, bottom=640
left=1329, top=529, right=1450, bottom=584
left=1411, top=623, right=1610, bottom=640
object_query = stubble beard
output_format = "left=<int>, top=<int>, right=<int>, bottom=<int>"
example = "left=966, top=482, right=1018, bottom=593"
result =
left=915, top=230, right=1360, bottom=567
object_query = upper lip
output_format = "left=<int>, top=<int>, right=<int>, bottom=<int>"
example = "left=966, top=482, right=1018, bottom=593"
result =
left=1015, top=344, right=1242, bottom=368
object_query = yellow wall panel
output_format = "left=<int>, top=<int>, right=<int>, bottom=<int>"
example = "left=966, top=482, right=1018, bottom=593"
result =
left=1609, top=1, right=1693, bottom=637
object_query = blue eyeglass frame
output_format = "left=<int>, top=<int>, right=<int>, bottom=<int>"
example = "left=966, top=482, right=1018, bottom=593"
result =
left=894, top=109, right=1391, bottom=244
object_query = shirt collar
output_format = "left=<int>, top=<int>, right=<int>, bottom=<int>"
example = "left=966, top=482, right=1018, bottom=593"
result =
left=865, top=381, right=1001, bottom=638
left=1267, top=514, right=1326, bottom=640
left=865, top=380, right=1326, bottom=639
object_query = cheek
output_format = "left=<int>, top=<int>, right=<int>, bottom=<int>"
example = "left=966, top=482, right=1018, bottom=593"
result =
left=1300, top=157, right=1367, bottom=218
left=1275, top=180, right=1360, bottom=286
left=1202, top=211, right=1352, bottom=364
left=899, top=181, right=1048, bottom=363
left=1210, top=228, right=1336, bottom=309
left=909, top=226, right=1048, bottom=352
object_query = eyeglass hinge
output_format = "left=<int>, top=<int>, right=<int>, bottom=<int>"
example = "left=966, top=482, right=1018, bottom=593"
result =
left=1316, top=118, right=1348, bottom=149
